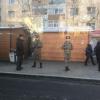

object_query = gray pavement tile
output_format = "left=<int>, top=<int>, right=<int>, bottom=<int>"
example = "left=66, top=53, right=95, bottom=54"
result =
left=0, top=60, right=100, bottom=80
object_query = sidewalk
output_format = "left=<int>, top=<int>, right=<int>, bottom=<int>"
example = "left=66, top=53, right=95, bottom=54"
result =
left=0, top=59, right=100, bottom=80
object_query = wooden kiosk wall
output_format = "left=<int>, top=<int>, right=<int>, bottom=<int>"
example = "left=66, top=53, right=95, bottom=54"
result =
left=0, top=28, right=29, bottom=61
left=40, top=32, right=89, bottom=62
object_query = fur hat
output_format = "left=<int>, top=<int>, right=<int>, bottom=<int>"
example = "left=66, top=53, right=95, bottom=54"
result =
left=66, top=36, right=70, bottom=39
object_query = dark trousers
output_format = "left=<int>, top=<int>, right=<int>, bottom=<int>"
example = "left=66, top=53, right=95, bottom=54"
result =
left=98, top=62, right=100, bottom=71
left=97, top=58, right=100, bottom=71
left=16, top=55, right=23, bottom=70
left=32, top=52, right=42, bottom=68
left=85, top=55, right=95, bottom=65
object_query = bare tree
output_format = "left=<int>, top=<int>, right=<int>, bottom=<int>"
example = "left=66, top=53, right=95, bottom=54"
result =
left=16, top=0, right=100, bottom=31
left=67, top=0, right=100, bottom=28
left=17, top=0, right=46, bottom=33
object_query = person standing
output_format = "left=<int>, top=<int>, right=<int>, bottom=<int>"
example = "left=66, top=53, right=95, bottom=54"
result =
left=31, top=34, right=43, bottom=68
left=16, top=34, right=24, bottom=71
left=62, top=36, right=73, bottom=71
left=84, top=44, right=96, bottom=66
left=95, top=41, right=100, bottom=71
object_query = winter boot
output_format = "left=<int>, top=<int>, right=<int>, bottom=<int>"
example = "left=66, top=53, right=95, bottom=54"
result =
left=40, top=62, right=43, bottom=68
left=65, top=66, right=70, bottom=71
left=32, top=62, right=36, bottom=68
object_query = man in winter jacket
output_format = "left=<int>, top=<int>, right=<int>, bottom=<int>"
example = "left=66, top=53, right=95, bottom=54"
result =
left=16, top=34, right=24, bottom=71
left=95, top=41, right=100, bottom=71
left=84, top=44, right=96, bottom=66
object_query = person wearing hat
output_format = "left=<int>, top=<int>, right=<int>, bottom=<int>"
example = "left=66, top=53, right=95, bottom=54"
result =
left=31, top=34, right=43, bottom=68
left=84, top=43, right=96, bottom=66
left=16, top=34, right=24, bottom=71
left=95, top=41, right=100, bottom=71
left=62, top=36, right=73, bottom=71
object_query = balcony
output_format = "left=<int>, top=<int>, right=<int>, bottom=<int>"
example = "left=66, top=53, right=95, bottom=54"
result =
left=49, top=0, right=65, bottom=5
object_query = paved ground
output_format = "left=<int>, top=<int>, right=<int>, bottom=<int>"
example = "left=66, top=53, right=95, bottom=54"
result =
left=0, top=59, right=100, bottom=80
left=0, top=75, right=100, bottom=100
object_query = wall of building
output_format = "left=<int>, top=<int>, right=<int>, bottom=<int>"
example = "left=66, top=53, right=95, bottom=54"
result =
left=0, top=27, right=30, bottom=61
left=40, top=31, right=89, bottom=62
left=1, top=0, right=100, bottom=31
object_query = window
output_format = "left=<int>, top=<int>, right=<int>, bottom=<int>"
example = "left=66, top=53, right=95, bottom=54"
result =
left=33, top=0, right=41, bottom=4
left=87, top=7, right=96, bottom=17
left=48, top=8, right=54, bottom=14
left=87, top=23, right=95, bottom=30
left=22, top=10, right=27, bottom=16
left=38, top=0, right=41, bottom=3
left=22, top=10, right=27, bottom=14
left=41, top=8, right=47, bottom=15
left=49, top=0, right=65, bottom=4
left=9, top=0, right=15, bottom=4
left=48, top=20, right=58, bottom=28
left=55, top=9, right=59, bottom=14
left=8, top=11, right=15, bottom=17
left=48, top=8, right=64, bottom=15
left=59, top=9, right=63, bottom=14
left=70, top=7, right=78, bottom=16
left=32, top=7, right=47, bottom=15
left=71, top=0, right=78, bottom=4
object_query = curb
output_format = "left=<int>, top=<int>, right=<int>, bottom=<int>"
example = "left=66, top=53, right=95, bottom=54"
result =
left=0, top=73, right=100, bottom=85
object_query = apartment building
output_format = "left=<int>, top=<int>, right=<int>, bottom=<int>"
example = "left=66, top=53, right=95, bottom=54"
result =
left=67, top=0, right=100, bottom=30
left=42, top=0, right=66, bottom=32
left=0, top=0, right=100, bottom=31
left=32, top=0, right=100, bottom=31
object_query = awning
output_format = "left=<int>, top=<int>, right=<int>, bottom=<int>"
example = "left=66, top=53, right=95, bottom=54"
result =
left=90, top=30, right=100, bottom=37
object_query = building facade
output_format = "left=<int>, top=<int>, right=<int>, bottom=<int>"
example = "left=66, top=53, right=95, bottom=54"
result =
left=0, top=0, right=100, bottom=31
left=1, top=0, right=100, bottom=61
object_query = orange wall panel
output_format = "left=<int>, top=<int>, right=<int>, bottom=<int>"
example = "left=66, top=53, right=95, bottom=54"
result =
left=41, top=32, right=89, bottom=62
left=0, top=28, right=29, bottom=60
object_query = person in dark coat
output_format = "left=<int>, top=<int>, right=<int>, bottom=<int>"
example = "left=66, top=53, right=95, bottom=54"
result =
left=84, top=43, right=96, bottom=66
left=31, top=34, right=43, bottom=68
left=95, top=41, right=100, bottom=71
left=16, top=34, right=24, bottom=71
